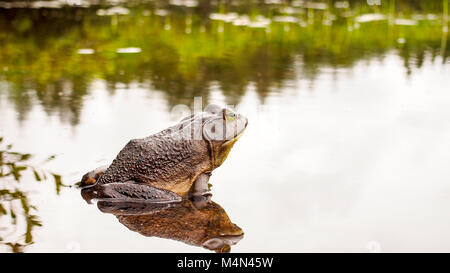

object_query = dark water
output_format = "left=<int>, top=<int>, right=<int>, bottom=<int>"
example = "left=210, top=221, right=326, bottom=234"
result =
left=0, top=0, right=449, bottom=252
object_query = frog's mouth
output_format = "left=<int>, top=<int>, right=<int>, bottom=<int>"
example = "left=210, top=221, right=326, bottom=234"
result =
left=222, top=119, right=248, bottom=146
left=205, top=117, right=247, bottom=169
left=212, top=123, right=247, bottom=168
left=222, top=128, right=245, bottom=146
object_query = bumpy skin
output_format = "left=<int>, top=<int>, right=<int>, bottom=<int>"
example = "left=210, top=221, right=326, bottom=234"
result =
left=96, top=129, right=212, bottom=197
left=81, top=105, right=248, bottom=202
left=97, top=198, right=244, bottom=253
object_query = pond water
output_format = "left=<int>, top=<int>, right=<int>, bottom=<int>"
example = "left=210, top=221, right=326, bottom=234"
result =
left=0, top=0, right=449, bottom=252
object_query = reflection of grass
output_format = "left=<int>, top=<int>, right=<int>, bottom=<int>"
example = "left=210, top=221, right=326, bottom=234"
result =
left=0, top=137, right=67, bottom=252
left=0, top=1, right=448, bottom=124
left=0, top=189, right=41, bottom=252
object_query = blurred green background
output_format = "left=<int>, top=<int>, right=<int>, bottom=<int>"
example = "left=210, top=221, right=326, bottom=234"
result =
left=0, top=0, right=448, bottom=124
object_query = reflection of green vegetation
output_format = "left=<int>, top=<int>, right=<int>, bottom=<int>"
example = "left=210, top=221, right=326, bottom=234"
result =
left=0, top=137, right=67, bottom=252
left=0, top=0, right=448, bottom=124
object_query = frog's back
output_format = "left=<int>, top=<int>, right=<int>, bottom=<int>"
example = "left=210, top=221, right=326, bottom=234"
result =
left=97, top=130, right=211, bottom=196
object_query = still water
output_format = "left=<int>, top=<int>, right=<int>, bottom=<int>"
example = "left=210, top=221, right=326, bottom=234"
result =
left=0, top=0, right=449, bottom=252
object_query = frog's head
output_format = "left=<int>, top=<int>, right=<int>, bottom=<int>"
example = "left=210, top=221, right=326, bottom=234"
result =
left=173, top=104, right=247, bottom=168
left=201, top=104, right=248, bottom=168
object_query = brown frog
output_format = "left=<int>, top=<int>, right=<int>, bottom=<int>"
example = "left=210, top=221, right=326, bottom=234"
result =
left=80, top=104, right=248, bottom=203
left=96, top=197, right=244, bottom=252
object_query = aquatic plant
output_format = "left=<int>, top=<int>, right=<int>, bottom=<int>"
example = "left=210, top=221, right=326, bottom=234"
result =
left=0, top=137, right=66, bottom=252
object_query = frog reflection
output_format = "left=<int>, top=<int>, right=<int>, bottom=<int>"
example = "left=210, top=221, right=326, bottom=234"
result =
left=92, top=196, right=244, bottom=253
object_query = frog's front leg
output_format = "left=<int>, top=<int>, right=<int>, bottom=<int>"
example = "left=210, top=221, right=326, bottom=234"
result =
left=189, top=173, right=212, bottom=200
left=98, top=182, right=182, bottom=203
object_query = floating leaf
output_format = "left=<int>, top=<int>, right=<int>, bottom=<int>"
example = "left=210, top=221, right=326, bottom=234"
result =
left=29, top=215, right=42, bottom=227
left=0, top=204, right=6, bottom=215
left=0, top=138, right=63, bottom=252
left=10, top=164, right=19, bottom=181
left=32, top=169, right=42, bottom=182
left=10, top=208, right=17, bottom=224
left=0, top=189, right=9, bottom=197
left=25, top=214, right=42, bottom=244
left=11, top=165, right=27, bottom=181
left=6, top=242, right=25, bottom=253
left=25, top=231, right=32, bottom=244
left=20, top=154, right=32, bottom=161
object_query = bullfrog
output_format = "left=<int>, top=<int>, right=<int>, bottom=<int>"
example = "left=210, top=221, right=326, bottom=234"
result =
left=80, top=104, right=248, bottom=203
left=96, top=197, right=244, bottom=253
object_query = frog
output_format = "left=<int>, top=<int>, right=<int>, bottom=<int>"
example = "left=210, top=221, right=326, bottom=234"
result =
left=80, top=104, right=248, bottom=203
left=96, top=197, right=244, bottom=253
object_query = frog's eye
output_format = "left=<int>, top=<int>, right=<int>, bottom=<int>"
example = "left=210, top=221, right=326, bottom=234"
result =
left=223, top=110, right=236, bottom=122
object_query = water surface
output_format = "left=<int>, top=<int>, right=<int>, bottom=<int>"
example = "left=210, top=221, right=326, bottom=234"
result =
left=0, top=0, right=449, bottom=252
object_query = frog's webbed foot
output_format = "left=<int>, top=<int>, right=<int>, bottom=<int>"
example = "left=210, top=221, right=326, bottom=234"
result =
left=80, top=165, right=109, bottom=187
left=98, top=182, right=182, bottom=203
